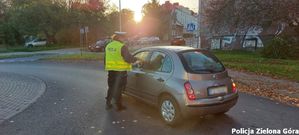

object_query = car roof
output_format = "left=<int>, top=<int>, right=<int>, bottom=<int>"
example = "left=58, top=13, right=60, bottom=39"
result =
left=138, top=46, right=198, bottom=53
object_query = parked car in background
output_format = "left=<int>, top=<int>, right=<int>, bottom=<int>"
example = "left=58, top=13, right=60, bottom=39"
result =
left=148, top=36, right=160, bottom=43
left=125, top=46, right=238, bottom=126
left=137, top=37, right=151, bottom=45
left=171, top=37, right=185, bottom=45
left=25, top=38, right=47, bottom=48
left=136, top=36, right=160, bottom=45
left=88, top=38, right=111, bottom=52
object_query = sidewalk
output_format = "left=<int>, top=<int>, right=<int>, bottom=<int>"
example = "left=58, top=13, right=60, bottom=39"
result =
left=0, top=72, right=46, bottom=124
left=228, top=69, right=299, bottom=107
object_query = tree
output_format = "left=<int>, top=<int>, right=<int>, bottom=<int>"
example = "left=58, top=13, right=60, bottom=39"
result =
left=205, top=0, right=299, bottom=40
left=141, top=0, right=171, bottom=38
left=105, top=9, right=136, bottom=35
left=6, top=0, right=70, bottom=43
left=0, top=0, right=8, bottom=19
left=2, top=0, right=108, bottom=45
left=67, top=0, right=108, bottom=43
left=121, top=9, right=136, bottom=35
left=0, top=0, right=22, bottom=46
left=141, top=0, right=161, bottom=36
left=0, top=0, right=9, bottom=30
left=142, top=0, right=160, bottom=17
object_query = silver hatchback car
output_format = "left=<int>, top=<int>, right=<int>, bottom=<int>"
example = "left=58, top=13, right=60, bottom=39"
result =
left=125, top=46, right=238, bottom=126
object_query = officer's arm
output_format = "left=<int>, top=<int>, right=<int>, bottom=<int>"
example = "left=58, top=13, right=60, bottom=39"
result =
left=121, top=45, right=137, bottom=63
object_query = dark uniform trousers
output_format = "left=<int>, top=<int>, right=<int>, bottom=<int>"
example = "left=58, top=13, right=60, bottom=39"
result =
left=106, top=71, right=127, bottom=106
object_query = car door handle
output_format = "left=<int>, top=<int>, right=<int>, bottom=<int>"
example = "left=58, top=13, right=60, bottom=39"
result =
left=157, top=78, right=164, bottom=82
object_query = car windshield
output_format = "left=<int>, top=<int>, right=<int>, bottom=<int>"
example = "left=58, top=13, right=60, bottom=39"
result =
left=179, top=50, right=225, bottom=74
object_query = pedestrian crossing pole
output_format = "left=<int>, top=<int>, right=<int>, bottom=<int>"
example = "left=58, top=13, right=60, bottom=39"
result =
left=197, top=0, right=202, bottom=49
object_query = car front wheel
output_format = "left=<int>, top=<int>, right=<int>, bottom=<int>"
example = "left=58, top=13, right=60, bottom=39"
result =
left=159, top=95, right=182, bottom=126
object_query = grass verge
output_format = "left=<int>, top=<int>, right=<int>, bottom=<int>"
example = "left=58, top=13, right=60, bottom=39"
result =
left=0, top=45, right=71, bottom=53
left=213, top=50, right=299, bottom=82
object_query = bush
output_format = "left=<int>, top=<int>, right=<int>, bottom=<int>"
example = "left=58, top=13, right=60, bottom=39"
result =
left=261, top=37, right=299, bottom=59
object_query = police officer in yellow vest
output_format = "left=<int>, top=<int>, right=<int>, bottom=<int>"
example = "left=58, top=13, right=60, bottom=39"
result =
left=105, top=31, right=138, bottom=111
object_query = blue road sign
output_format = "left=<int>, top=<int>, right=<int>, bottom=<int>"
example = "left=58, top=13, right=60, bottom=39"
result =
left=187, top=23, right=196, bottom=32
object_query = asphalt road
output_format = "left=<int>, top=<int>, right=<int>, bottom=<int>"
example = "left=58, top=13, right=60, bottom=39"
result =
left=0, top=62, right=298, bottom=135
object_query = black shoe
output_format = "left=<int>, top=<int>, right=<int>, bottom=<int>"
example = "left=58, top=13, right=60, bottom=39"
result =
left=116, top=105, right=127, bottom=111
left=105, top=103, right=112, bottom=110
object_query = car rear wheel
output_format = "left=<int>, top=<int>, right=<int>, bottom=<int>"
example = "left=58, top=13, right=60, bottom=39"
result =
left=159, top=95, right=182, bottom=126
left=28, top=45, right=33, bottom=48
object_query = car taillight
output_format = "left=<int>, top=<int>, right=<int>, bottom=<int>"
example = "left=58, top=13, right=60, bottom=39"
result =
left=184, top=82, right=196, bottom=100
left=232, top=82, right=237, bottom=93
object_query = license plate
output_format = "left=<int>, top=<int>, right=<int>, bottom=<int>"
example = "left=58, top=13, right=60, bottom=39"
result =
left=208, top=86, right=227, bottom=96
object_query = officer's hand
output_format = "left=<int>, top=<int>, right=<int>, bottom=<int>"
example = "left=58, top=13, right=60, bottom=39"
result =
left=134, top=60, right=143, bottom=68
left=134, top=60, right=142, bottom=65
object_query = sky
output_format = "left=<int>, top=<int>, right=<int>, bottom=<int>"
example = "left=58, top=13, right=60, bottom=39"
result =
left=109, top=0, right=199, bottom=22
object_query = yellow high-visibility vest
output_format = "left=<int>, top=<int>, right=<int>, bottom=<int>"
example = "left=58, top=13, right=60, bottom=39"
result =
left=105, top=40, right=132, bottom=71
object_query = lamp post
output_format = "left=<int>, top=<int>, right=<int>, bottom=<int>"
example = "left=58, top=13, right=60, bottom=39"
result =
left=119, top=0, right=122, bottom=32
left=197, top=0, right=202, bottom=49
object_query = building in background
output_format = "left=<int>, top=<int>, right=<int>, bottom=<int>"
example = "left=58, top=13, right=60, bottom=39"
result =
left=210, top=26, right=265, bottom=50
left=199, top=0, right=292, bottom=50
left=162, top=1, right=198, bottom=46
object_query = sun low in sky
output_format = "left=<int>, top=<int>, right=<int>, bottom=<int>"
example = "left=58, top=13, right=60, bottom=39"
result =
left=134, top=11, right=143, bottom=22
left=109, top=0, right=198, bottom=22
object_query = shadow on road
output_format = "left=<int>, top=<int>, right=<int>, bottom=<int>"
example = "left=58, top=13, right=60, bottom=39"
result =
left=93, top=95, right=242, bottom=135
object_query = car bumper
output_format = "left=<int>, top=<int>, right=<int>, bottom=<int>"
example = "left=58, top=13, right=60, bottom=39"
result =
left=180, top=93, right=238, bottom=118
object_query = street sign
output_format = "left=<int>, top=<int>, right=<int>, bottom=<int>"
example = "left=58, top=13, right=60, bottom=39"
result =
left=85, top=26, right=89, bottom=33
left=80, top=26, right=89, bottom=34
left=187, top=23, right=196, bottom=32
left=80, top=28, right=85, bottom=34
